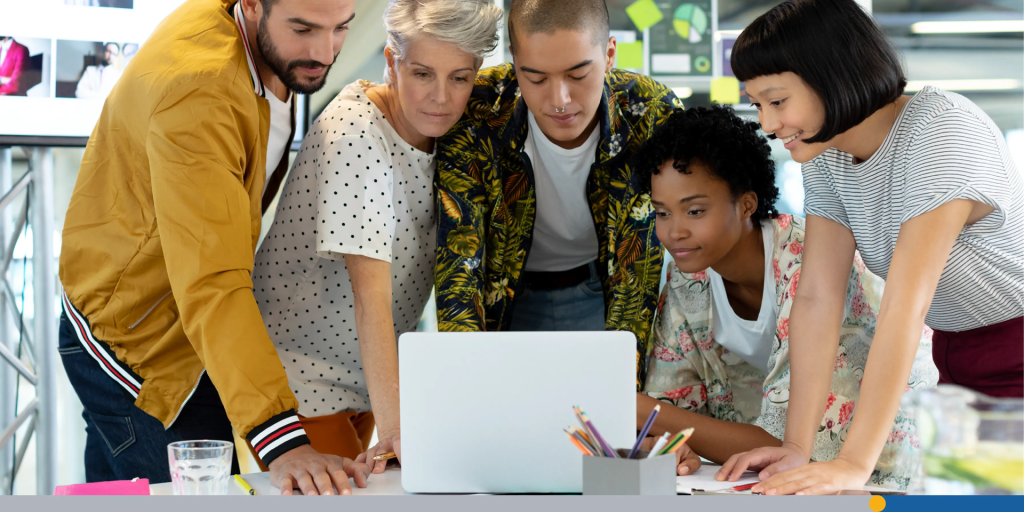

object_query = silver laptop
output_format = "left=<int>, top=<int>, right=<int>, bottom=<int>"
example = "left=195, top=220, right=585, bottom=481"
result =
left=399, top=331, right=636, bottom=493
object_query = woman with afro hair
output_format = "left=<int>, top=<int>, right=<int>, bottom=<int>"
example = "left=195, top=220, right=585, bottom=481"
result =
left=635, top=105, right=937, bottom=490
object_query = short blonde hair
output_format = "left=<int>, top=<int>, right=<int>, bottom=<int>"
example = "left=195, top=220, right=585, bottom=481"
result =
left=383, top=0, right=503, bottom=83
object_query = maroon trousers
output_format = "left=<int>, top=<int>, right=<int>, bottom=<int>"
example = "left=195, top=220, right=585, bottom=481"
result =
left=932, top=316, right=1023, bottom=398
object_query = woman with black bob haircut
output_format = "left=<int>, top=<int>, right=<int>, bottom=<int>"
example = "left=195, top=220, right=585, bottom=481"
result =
left=635, top=106, right=937, bottom=489
left=717, top=0, right=1023, bottom=496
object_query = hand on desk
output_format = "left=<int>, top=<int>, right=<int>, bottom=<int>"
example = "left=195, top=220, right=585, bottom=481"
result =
left=356, top=432, right=402, bottom=474
left=269, top=444, right=370, bottom=495
left=751, top=458, right=872, bottom=496
left=715, top=444, right=808, bottom=484
left=639, top=437, right=701, bottom=476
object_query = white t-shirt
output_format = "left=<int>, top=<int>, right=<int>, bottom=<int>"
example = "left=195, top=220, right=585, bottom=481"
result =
left=803, top=86, right=1024, bottom=331
left=264, top=90, right=293, bottom=195
left=253, top=81, right=436, bottom=416
left=0, top=38, right=12, bottom=67
left=75, top=65, right=123, bottom=99
left=522, top=111, right=600, bottom=272
left=707, top=221, right=776, bottom=372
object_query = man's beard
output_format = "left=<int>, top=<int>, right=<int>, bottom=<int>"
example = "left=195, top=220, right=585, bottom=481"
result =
left=256, top=20, right=336, bottom=95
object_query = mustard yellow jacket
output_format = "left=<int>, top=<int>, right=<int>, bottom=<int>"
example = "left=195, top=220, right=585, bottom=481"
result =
left=60, top=0, right=303, bottom=459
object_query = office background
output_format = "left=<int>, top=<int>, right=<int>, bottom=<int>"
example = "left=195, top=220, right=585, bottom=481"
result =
left=0, top=0, right=1021, bottom=494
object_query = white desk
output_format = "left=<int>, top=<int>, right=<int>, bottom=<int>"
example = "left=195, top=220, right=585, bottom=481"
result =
left=150, top=467, right=765, bottom=495
left=150, top=465, right=891, bottom=496
left=150, top=469, right=408, bottom=496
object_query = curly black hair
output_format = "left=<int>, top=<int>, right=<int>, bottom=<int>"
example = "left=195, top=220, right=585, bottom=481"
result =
left=635, top=104, right=779, bottom=223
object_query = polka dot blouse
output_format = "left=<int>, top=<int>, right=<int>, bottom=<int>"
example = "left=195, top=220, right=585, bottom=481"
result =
left=253, top=81, right=436, bottom=416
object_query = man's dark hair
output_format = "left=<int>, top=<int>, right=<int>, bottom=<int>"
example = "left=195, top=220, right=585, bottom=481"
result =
left=731, top=0, right=906, bottom=144
left=507, top=0, right=610, bottom=52
left=635, top=105, right=779, bottom=224
left=259, top=0, right=278, bottom=17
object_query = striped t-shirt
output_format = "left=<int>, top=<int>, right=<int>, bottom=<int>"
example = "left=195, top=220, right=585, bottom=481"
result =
left=802, top=86, right=1024, bottom=332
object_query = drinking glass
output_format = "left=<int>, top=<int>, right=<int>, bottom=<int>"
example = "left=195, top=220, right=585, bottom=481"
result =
left=167, top=440, right=234, bottom=495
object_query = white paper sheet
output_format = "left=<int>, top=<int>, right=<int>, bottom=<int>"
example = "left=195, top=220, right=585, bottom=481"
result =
left=676, top=466, right=760, bottom=494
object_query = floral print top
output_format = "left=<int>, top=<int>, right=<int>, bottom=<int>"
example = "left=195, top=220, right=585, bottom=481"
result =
left=434, top=64, right=682, bottom=388
left=643, top=214, right=939, bottom=490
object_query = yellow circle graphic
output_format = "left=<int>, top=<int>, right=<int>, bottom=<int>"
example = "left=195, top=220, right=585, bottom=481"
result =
left=868, top=495, right=886, bottom=512
left=694, top=56, right=711, bottom=73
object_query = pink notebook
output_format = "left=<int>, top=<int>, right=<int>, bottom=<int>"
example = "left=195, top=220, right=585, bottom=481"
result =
left=54, top=478, right=151, bottom=495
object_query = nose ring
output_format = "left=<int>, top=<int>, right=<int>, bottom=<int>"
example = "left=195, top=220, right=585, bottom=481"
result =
left=554, top=106, right=566, bottom=114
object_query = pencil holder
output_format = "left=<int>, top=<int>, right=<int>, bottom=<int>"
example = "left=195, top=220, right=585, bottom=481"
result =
left=581, top=449, right=677, bottom=495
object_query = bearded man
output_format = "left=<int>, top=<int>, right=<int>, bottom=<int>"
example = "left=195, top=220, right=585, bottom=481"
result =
left=58, top=0, right=368, bottom=495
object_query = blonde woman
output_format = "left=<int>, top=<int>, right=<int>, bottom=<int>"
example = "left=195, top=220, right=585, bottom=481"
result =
left=252, top=0, right=502, bottom=474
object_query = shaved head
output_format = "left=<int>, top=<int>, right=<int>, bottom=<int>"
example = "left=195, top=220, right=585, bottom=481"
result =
left=508, top=0, right=610, bottom=52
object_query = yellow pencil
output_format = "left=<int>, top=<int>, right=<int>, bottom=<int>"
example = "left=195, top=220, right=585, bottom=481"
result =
left=372, top=452, right=397, bottom=461
left=233, top=474, right=255, bottom=495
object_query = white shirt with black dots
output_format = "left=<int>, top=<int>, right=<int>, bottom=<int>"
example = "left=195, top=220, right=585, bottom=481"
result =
left=253, top=81, right=436, bottom=417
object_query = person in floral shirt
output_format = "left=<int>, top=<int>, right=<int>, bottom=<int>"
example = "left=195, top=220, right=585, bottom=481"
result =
left=434, top=0, right=681, bottom=388
left=636, top=106, right=937, bottom=490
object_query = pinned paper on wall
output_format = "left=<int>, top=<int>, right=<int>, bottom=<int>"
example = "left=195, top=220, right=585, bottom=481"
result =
left=617, top=42, right=644, bottom=70
left=626, top=0, right=664, bottom=32
left=710, top=76, right=741, bottom=104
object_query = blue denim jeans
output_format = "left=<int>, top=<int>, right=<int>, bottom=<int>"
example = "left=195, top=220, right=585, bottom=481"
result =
left=58, top=312, right=239, bottom=483
left=509, top=263, right=606, bottom=331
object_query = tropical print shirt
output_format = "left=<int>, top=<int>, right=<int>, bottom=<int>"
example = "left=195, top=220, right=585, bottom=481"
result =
left=643, top=214, right=939, bottom=490
left=435, top=64, right=682, bottom=388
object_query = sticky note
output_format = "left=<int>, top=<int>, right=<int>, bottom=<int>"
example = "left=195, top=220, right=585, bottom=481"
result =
left=617, top=41, right=644, bottom=69
left=55, top=479, right=151, bottom=495
left=710, top=76, right=741, bottom=104
left=626, top=0, right=664, bottom=32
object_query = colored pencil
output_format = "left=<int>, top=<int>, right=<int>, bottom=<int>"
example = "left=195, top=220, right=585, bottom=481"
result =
left=628, top=404, right=661, bottom=459
left=580, top=410, right=618, bottom=458
left=573, top=407, right=603, bottom=456
left=663, top=427, right=696, bottom=455
left=646, top=432, right=671, bottom=458
left=569, top=428, right=598, bottom=454
left=729, top=482, right=758, bottom=492
left=564, top=431, right=593, bottom=455
left=570, top=426, right=601, bottom=454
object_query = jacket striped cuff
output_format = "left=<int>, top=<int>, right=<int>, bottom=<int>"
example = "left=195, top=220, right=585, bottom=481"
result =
left=246, top=410, right=309, bottom=466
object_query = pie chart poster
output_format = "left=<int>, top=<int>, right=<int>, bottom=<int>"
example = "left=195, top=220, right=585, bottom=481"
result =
left=648, top=0, right=715, bottom=77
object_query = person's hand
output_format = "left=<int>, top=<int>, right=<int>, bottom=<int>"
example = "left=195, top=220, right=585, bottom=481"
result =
left=268, top=444, right=370, bottom=495
left=752, top=458, right=872, bottom=495
left=640, top=437, right=701, bottom=476
left=715, top=444, right=809, bottom=483
left=355, top=431, right=401, bottom=474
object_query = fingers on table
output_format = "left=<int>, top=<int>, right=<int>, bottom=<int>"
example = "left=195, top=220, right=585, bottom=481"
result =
left=312, top=469, right=337, bottom=496
left=340, top=457, right=370, bottom=489
left=278, top=475, right=295, bottom=496
left=364, top=443, right=388, bottom=474
left=758, top=468, right=816, bottom=496
left=676, top=448, right=701, bottom=476
left=717, top=452, right=755, bottom=482
left=295, top=471, right=319, bottom=496
left=325, top=463, right=353, bottom=495
left=759, top=460, right=790, bottom=481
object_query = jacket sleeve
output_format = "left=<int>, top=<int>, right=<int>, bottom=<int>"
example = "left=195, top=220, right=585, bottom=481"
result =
left=146, top=81, right=308, bottom=466
left=434, top=129, right=489, bottom=332
left=0, top=45, right=27, bottom=95
left=606, top=84, right=679, bottom=390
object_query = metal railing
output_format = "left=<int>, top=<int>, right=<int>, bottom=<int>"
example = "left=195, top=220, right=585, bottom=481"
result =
left=0, top=146, right=58, bottom=495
